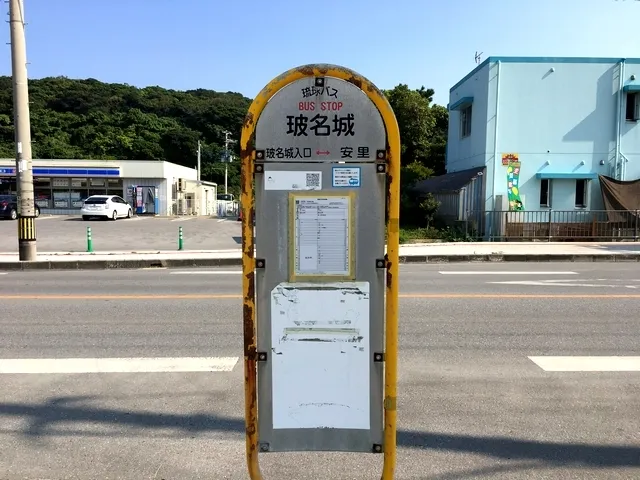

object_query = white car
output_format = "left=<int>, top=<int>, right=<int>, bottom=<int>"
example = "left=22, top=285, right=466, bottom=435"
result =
left=81, top=195, right=133, bottom=221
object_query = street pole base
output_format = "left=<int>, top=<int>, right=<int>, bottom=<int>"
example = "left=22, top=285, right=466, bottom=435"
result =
left=18, top=240, right=37, bottom=262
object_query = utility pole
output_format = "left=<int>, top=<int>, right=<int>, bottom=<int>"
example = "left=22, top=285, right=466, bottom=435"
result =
left=223, top=130, right=236, bottom=195
left=196, top=140, right=201, bottom=183
left=9, top=0, right=36, bottom=261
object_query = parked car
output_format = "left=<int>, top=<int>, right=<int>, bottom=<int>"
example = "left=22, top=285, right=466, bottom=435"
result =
left=0, top=194, right=41, bottom=220
left=81, top=195, right=133, bottom=221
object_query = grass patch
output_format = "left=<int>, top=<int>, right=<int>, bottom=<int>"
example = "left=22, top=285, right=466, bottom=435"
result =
left=399, top=227, right=439, bottom=244
left=397, top=225, right=475, bottom=244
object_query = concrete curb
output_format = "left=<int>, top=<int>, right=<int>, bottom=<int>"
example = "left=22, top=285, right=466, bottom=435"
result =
left=1, top=253, right=640, bottom=270
left=399, top=254, right=640, bottom=263
left=0, top=257, right=243, bottom=271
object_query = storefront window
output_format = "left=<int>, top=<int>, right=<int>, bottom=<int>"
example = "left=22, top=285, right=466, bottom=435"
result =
left=0, top=175, right=124, bottom=209
left=52, top=177, right=71, bottom=209
left=107, top=178, right=123, bottom=194
left=70, top=178, right=88, bottom=208
left=88, top=178, right=106, bottom=198
left=34, top=177, right=52, bottom=208
left=0, top=178, right=15, bottom=195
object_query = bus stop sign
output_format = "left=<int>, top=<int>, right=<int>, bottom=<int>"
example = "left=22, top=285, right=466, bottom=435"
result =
left=240, top=64, right=401, bottom=480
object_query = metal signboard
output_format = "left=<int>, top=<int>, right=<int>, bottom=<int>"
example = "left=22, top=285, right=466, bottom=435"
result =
left=255, top=76, right=386, bottom=163
left=240, top=64, right=401, bottom=480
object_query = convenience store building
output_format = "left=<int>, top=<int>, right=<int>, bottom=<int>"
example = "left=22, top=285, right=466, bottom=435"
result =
left=0, top=158, right=218, bottom=216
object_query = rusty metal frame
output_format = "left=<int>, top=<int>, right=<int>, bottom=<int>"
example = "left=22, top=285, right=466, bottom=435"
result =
left=240, top=63, right=401, bottom=480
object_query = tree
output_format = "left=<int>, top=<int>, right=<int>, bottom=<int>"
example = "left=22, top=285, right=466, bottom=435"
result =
left=399, top=161, right=435, bottom=227
left=426, top=104, right=448, bottom=176
left=384, top=84, right=448, bottom=175
left=384, top=84, right=449, bottom=226
left=419, top=194, right=440, bottom=228
left=384, top=84, right=435, bottom=167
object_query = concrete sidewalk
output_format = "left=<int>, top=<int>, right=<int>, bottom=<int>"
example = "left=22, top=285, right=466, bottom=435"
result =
left=0, top=242, right=639, bottom=270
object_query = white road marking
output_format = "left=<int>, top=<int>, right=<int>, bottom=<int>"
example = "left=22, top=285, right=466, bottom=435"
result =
left=529, top=356, right=640, bottom=372
left=439, top=271, right=577, bottom=275
left=170, top=270, right=242, bottom=275
left=0, top=272, right=7, bottom=275
left=171, top=217, right=194, bottom=222
left=490, top=280, right=624, bottom=288
left=0, top=356, right=239, bottom=374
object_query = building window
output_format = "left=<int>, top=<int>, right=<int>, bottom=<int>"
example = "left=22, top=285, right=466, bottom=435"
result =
left=575, top=179, right=588, bottom=208
left=52, top=177, right=71, bottom=209
left=626, top=92, right=639, bottom=121
left=34, top=177, right=52, bottom=208
left=460, top=105, right=472, bottom=138
left=88, top=178, right=107, bottom=198
left=107, top=178, right=123, bottom=194
left=70, top=178, right=88, bottom=208
left=539, top=179, right=551, bottom=207
left=0, top=177, right=16, bottom=195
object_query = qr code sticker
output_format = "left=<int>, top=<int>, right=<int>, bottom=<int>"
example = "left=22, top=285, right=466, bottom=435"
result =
left=306, top=173, right=320, bottom=187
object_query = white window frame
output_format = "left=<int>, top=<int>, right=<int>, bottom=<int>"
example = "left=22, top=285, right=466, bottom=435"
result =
left=460, top=105, right=472, bottom=138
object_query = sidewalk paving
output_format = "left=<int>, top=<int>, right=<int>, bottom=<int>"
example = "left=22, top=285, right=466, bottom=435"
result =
left=0, top=242, right=639, bottom=270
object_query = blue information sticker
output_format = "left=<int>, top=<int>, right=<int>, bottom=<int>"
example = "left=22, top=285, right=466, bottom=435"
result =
left=332, top=167, right=361, bottom=188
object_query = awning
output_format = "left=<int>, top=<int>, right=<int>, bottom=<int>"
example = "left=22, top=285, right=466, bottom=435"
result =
left=622, top=84, right=640, bottom=93
left=535, top=172, right=598, bottom=180
left=449, top=96, right=473, bottom=111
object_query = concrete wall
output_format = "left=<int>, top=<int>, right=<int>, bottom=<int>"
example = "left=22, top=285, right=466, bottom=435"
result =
left=447, top=63, right=490, bottom=173
left=620, top=63, right=640, bottom=181
left=161, top=161, right=198, bottom=183
left=196, top=184, right=218, bottom=216
left=494, top=60, right=621, bottom=211
left=116, top=161, right=197, bottom=216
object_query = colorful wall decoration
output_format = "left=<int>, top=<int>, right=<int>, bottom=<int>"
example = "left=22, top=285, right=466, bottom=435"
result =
left=502, top=153, right=523, bottom=211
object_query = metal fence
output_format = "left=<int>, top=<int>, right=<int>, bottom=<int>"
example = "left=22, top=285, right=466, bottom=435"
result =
left=464, top=210, right=640, bottom=241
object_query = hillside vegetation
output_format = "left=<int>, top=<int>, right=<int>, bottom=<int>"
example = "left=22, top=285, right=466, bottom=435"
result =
left=0, top=76, right=449, bottom=230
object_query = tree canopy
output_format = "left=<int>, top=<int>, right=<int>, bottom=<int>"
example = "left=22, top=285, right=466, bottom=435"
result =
left=383, top=84, right=448, bottom=227
left=0, top=75, right=251, bottom=194
left=0, top=76, right=448, bottom=223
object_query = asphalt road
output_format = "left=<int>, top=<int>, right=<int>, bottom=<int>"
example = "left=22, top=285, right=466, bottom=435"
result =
left=0, top=215, right=241, bottom=253
left=1, top=263, right=639, bottom=479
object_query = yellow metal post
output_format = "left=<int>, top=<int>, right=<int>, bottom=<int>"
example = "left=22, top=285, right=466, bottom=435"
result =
left=380, top=93, right=401, bottom=480
left=240, top=110, right=261, bottom=480
left=240, top=64, right=400, bottom=480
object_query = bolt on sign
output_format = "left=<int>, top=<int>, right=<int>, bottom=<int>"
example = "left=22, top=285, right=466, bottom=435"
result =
left=240, top=64, right=401, bottom=480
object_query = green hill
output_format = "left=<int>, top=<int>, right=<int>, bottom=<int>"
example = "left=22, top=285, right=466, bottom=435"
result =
left=0, top=76, right=449, bottom=226
left=0, top=75, right=249, bottom=193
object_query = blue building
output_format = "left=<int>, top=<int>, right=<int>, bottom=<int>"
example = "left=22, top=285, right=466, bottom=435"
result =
left=429, top=56, right=640, bottom=239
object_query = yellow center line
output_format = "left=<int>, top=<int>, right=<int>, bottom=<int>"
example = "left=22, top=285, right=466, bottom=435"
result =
left=400, top=293, right=640, bottom=299
left=0, top=293, right=640, bottom=300
left=0, top=294, right=240, bottom=300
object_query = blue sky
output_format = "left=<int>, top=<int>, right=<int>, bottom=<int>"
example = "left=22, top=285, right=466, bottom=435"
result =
left=2, top=0, right=640, bottom=106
